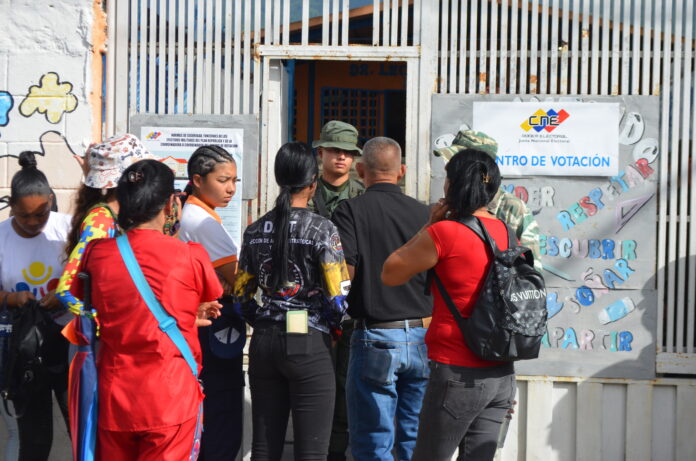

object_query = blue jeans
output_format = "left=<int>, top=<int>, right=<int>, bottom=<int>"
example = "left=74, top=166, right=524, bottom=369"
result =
left=346, top=326, right=429, bottom=461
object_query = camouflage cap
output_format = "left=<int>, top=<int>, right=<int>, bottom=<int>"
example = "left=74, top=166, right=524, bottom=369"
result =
left=312, top=120, right=362, bottom=156
left=433, top=130, right=498, bottom=160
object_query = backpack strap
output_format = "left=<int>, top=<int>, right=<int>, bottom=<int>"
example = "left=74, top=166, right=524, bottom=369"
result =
left=424, top=215, right=501, bottom=296
left=457, top=215, right=499, bottom=253
left=457, top=215, right=485, bottom=241
left=435, top=216, right=508, bottom=335
left=457, top=215, right=516, bottom=254
left=116, top=234, right=198, bottom=378
left=430, top=269, right=468, bottom=331
left=503, top=222, right=516, bottom=249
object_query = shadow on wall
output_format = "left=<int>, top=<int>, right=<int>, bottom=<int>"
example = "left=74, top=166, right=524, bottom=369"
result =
left=546, top=246, right=692, bottom=461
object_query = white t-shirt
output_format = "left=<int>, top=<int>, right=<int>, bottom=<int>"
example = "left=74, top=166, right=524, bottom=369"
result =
left=178, top=196, right=238, bottom=268
left=0, top=211, right=71, bottom=301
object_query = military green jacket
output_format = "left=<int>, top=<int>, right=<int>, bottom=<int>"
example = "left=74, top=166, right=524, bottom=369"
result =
left=488, top=187, right=543, bottom=273
left=309, top=177, right=365, bottom=219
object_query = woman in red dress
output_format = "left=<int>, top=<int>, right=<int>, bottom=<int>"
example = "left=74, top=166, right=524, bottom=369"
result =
left=71, top=160, right=222, bottom=461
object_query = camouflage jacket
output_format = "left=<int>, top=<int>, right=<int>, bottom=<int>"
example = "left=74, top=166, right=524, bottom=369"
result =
left=308, top=177, right=365, bottom=219
left=488, top=187, right=543, bottom=272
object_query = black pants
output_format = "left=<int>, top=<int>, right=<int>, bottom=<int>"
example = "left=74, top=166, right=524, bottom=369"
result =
left=411, top=361, right=516, bottom=461
left=197, top=315, right=245, bottom=461
left=15, top=332, right=69, bottom=461
left=198, top=356, right=244, bottom=461
left=327, top=321, right=353, bottom=461
left=249, top=322, right=335, bottom=461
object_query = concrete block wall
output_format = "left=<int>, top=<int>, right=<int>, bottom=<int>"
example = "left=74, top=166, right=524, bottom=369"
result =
left=0, top=0, right=99, bottom=221
left=0, top=1, right=99, bottom=458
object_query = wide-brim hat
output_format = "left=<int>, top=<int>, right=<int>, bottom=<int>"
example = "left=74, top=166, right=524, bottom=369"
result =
left=84, top=133, right=155, bottom=189
left=312, top=120, right=362, bottom=155
left=433, top=130, right=498, bottom=161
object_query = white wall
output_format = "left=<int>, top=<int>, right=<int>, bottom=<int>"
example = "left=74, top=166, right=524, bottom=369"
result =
left=0, top=1, right=96, bottom=458
left=0, top=0, right=96, bottom=220
left=495, top=377, right=696, bottom=461
left=236, top=375, right=696, bottom=461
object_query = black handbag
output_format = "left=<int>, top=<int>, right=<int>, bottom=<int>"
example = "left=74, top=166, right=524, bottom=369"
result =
left=0, top=298, right=55, bottom=415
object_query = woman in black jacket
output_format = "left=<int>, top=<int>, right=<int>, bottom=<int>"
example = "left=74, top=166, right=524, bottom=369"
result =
left=234, top=142, right=351, bottom=461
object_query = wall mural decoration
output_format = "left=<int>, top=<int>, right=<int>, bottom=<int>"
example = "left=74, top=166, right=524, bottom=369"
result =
left=38, top=130, right=76, bottom=157
left=1, top=71, right=81, bottom=217
left=19, top=72, right=78, bottom=124
left=0, top=130, right=76, bottom=160
left=431, top=94, right=659, bottom=379
left=0, top=91, right=14, bottom=133
left=0, top=130, right=77, bottom=212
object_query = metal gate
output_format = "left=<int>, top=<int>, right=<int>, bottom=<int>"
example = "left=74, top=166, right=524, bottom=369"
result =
left=106, top=1, right=696, bottom=458
left=105, top=0, right=428, bottom=220
left=107, top=0, right=696, bottom=374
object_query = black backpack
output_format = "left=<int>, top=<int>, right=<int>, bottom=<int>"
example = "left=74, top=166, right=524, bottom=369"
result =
left=431, top=216, right=547, bottom=361
left=0, top=299, right=55, bottom=415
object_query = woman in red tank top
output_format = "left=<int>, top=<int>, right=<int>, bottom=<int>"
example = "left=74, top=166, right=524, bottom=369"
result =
left=382, top=150, right=515, bottom=461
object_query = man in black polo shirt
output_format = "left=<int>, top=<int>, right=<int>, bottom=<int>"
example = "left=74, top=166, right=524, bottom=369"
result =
left=332, top=137, right=431, bottom=461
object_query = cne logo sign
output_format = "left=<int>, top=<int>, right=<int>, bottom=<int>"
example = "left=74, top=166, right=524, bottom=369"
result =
left=521, top=109, right=570, bottom=133
left=146, top=131, right=162, bottom=140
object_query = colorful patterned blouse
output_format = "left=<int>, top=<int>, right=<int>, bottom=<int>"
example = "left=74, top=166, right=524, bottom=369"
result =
left=56, top=206, right=118, bottom=314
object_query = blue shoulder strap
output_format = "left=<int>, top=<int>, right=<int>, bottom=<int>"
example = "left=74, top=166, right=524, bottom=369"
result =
left=116, top=234, right=198, bottom=378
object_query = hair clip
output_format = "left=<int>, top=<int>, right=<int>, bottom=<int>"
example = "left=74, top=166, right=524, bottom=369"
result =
left=482, top=174, right=491, bottom=184
left=127, top=171, right=144, bottom=183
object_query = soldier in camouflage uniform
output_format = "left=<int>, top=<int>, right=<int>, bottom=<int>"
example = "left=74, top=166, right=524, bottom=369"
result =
left=311, top=120, right=364, bottom=460
left=433, top=130, right=543, bottom=272
left=309, top=120, right=365, bottom=219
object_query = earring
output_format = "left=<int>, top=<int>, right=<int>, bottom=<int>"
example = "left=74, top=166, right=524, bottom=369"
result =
left=163, top=212, right=179, bottom=236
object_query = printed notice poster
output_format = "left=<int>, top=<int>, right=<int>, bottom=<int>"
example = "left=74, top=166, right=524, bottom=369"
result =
left=473, top=101, right=620, bottom=176
left=140, top=126, right=244, bottom=246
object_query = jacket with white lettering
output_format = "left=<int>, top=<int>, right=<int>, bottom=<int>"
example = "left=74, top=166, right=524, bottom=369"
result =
left=233, top=208, right=350, bottom=333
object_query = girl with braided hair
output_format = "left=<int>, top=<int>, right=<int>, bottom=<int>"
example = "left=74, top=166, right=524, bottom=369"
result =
left=177, top=145, right=245, bottom=460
